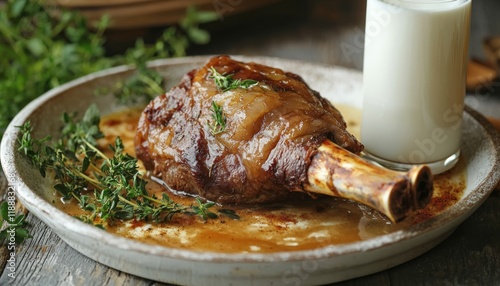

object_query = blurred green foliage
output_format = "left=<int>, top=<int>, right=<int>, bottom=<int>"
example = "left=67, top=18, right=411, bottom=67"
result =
left=0, top=0, right=217, bottom=134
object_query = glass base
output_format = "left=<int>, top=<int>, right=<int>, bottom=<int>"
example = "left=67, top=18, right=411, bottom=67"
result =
left=362, top=150, right=460, bottom=175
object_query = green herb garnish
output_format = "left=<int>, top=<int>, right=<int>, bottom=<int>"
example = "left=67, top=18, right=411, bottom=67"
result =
left=209, top=66, right=258, bottom=92
left=207, top=66, right=258, bottom=134
left=0, top=201, right=32, bottom=244
left=17, top=105, right=234, bottom=227
left=0, top=1, right=217, bottom=134
left=218, top=209, right=240, bottom=220
left=208, top=101, right=227, bottom=135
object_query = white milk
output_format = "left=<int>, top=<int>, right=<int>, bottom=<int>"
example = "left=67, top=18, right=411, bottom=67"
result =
left=361, top=0, right=471, bottom=173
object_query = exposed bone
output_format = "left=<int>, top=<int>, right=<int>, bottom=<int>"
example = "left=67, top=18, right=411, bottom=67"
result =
left=304, top=140, right=433, bottom=223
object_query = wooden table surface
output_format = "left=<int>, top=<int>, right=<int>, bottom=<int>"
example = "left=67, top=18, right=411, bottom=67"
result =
left=1, top=0, right=500, bottom=285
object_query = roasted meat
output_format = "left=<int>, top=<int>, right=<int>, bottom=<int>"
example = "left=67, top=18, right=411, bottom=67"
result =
left=135, top=55, right=433, bottom=222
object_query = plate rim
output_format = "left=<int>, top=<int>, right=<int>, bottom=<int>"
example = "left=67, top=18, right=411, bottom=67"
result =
left=1, top=55, right=500, bottom=264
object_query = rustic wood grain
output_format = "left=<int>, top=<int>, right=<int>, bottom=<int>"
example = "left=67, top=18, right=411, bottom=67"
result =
left=0, top=167, right=29, bottom=282
left=486, top=117, right=500, bottom=192
left=0, top=213, right=170, bottom=286
left=0, top=167, right=9, bottom=277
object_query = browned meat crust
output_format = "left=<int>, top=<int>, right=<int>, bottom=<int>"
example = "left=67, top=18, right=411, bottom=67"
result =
left=135, top=55, right=363, bottom=204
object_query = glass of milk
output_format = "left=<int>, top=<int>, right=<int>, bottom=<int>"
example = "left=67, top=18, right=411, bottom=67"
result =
left=361, top=0, right=471, bottom=174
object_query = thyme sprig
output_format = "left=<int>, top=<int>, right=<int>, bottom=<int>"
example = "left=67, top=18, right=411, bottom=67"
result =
left=208, top=101, right=227, bottom=135
left=17, top=105, right=231, bottom=227
left=209, top=66, right=258, bottom=92
left=207, top=67, right=258, bottom=135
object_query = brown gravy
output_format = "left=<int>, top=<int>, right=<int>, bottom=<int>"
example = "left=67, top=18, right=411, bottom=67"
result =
left=53, top=105, right=466, bottom=254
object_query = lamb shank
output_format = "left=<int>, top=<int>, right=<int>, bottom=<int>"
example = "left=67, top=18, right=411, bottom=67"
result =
left=135, top=55, right=433, bottom=222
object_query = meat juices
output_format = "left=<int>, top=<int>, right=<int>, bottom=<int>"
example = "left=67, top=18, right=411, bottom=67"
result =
left=135, top=56, right=433, bottom=222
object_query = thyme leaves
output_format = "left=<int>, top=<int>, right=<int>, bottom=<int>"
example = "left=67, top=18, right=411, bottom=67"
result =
left=208, top=101, right=227, bottom=135
left=17, top=105, right=233, bottom=228
left=207, top=66, right=258, bottom=135
left=209, top=66, right=258, bottom=92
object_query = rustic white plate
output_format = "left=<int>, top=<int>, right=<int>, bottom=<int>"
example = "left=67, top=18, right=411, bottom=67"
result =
left=1, top=56, right=499, bottom=286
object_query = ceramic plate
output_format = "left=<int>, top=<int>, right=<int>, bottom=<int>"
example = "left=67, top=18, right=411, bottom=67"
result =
left=1, top=56, right=499, bottom=286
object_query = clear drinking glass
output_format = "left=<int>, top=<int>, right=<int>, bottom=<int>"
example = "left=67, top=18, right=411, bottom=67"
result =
left=361, top=0, right=472, bottom=174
